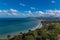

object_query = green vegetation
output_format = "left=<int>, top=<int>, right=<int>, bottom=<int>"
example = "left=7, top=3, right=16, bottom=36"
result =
left=4, top=21, right=60, bottom=40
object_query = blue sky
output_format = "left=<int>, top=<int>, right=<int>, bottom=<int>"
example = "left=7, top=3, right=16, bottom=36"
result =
left=0, top=0, right=60, bottom=18
left=0, top=0, right=56, bottom=11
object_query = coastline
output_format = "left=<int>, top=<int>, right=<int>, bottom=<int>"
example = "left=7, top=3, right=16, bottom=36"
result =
left=0, top=21, right=42, bottom=39
left=31, top=22, right=42, bottom=30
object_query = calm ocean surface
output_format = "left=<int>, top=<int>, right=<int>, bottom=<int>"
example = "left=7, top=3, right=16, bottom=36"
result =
left=0, top=18, right=40, bottom=36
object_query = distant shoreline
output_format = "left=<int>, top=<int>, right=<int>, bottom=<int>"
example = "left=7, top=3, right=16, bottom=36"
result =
left=0, top=21, right=42, bottom=39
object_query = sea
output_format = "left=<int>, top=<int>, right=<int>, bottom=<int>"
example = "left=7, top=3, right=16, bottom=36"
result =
left=0, top=18, right=40, bottom=37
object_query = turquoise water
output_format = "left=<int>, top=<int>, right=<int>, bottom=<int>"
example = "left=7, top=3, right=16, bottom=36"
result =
left=0, top=18, right=40, bottom=36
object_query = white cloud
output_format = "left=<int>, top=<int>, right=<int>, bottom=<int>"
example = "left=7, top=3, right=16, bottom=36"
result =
left=12, top=13, right=19, bottom=16
left=36, top=11, right=44, bottom=14
left=3, top=10, right=8, bottom=13
left=0, top=9, right=19, bottom=16
left=30, top=7, right=36, bottom=10
left=45, top=10, right=60, bottom=17
left=25, top=11, right=34, bottom=17
left=0, top=9, right=60, bottom=18
left=32, top=10, right=60, bottom=17
left=26, top=11, right=32, bottom=13
left=45, top=10, right=55, bottom=16
left=10, top=9, right=18, bottom=12
left=0, top=10, right=8, bottom=13
left=34, top=11, right=44, bottom=17
left=51, top=0, right=55, bottom=3
left=0, top=10, right=2, bottom=12
left=19, top=3, right=26, bottom=6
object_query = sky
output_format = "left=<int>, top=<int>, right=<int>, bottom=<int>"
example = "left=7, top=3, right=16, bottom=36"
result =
left=0, top=0, right=60, bottom=18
